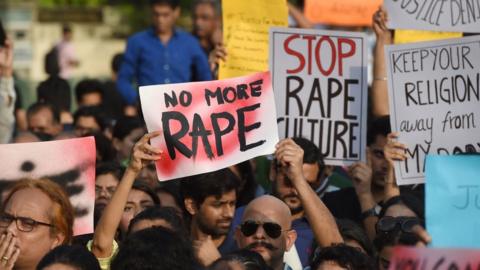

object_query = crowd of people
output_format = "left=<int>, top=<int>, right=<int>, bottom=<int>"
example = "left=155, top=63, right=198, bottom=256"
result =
left=0, top=0, right=442, bottom=269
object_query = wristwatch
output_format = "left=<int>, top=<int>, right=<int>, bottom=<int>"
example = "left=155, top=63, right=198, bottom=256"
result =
left=361, top=205, right=381, bottom=220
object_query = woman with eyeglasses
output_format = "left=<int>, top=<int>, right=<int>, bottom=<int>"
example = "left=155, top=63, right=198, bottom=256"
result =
left=0, top=178, right=74, bottom=270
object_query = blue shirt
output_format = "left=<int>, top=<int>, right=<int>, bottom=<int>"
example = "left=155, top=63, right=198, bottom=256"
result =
left=117, top=27, right=212, bottom=105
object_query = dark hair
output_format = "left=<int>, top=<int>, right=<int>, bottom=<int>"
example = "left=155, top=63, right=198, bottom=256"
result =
left=86, top=132, right=117, bottom=162
left=292, top=137, right=324, bottom=166
left=62, top=24, right=72, bottom=34
left=111, top=53, right=124, bottom=74
left=73, top=106, right=108, bottom=132
left=133, top=181, right=161, bottom=206
left=36, top=245, right=101, bottom=270
left=310, top=244, right=374, bottom=270
left=128, top=206, right=186, bottom=235
left=192, top=0, right=220, bottom=15
left=378, top=194, right=424, bottom=220
left=209, top=249, right=270, bottom=270
left=367, top=116, right=391, bottom=146
left=113, top=116, right=145, bottom=140
left=75, top=79, right=104, bottom=105
left=337, top=219, right=374, bottom=257
left=232, top=161, right=259, bottom=208
left=181, top=168, right=239, bottom=207
left=96, top=161, right=125, bottom=181
left=111, top=227, right=194, bottom=270
left=37, top=76, right=71, bottom=112
left=155, top=180, right=183, bottom=209
left=27, top=102, right=61, bottom=124
left=149, top=0, right=180, bottom=8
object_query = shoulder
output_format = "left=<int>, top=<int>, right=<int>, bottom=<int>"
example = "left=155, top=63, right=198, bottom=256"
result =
left=175, top=29, right=202, bottom=45
left=128, top=29, right=153, bottom=43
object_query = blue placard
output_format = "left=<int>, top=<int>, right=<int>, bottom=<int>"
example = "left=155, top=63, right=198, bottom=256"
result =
left=426, top=155, right=480, bottom=248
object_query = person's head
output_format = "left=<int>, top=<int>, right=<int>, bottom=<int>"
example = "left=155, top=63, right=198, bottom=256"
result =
left=37, top=76, right=71, bottom=112
left=367, top=116, right=391, bottom=188
left=119, top=181, right=160, bottom=235
left=374, top=195, right=424, bottom=270
left=310, top=244, right=374, bottom=270
left=62, top=25, right=72, bottom=41
left=192, top=0, right=219, bottom=40
left=111, top=227, right=194, bottom=270
left=150, top=0, right=181, bottom=34
left=155, top=181, right=183, bottom=216
left=112, top=116, right=146, bottom=161
left=272, top=137, right=331, bottom=216
left=235, top=195, right=297, bottom=269
left=0, top=179, right=74, bottom=269
left=128, top=206, right=185, bottom=236
left=27, top=102, right=62, bottom=137
left=181, top=169, right=239, bottom=237
left=36, top=245, right=101, bottom=270
left=87, top=132, right=117, bottom=162
left=73, top=106, right=107, bottom=137
left=75, top=79, right=104, bottom=107
left=336, top=219, right=374, bottom=257
left=209, top=249, right=270, bottom=270
left=94, top=162, right=124, bottom=222
left=229, top=161, right=258, bottom=208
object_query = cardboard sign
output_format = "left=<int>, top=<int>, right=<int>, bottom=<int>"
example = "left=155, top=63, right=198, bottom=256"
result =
left=140, top=71, right=279, bottom=181
left=426, top=155, right=480, bottom=248
left=385, top=0, right=480, bottom=33
left=0, top=137, right=96, bottom=235
left=305, top=0, right=382, bottom=26
left=304, top=0, right=382, bottom=26
left=270, top=27, right=368, bottom=166
left=389, top=246, right=480, bottom=269
left=386, top=35, right=480, bottom=185
left=394, top=29, right=463, bottom=44
left=219, top=0, right=288, bottom=79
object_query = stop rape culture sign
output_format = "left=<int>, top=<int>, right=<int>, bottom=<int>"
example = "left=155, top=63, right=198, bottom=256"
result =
left=140, top=71, right=279, bottom=181
left=270, top=27, right=368, bottom=166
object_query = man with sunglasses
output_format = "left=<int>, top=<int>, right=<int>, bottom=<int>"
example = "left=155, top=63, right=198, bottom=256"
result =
left=235, top=195, right=297, bottom=270
left=236, top=138, right=342, bottom=270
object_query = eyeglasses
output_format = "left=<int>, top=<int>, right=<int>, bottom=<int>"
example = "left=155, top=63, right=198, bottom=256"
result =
left=240, top=220, right=287, bottom=239
left=0, top=213, right=54, bottom=232
left=376, top=216, right=421, bottom=234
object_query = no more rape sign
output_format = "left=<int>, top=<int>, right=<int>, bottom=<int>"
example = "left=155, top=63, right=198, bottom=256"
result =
left=140, top=71, right=279, bottom=181
left=270, top=27, right=368, bottom=166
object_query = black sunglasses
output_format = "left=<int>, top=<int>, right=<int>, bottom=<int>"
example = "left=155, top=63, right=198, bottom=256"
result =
left=240, top=220, right=286, bottom=239
left=376, top=216, right=421, bottom=234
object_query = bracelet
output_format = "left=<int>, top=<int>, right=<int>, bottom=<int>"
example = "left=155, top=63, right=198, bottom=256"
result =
left=374, top=77, right=387, bottom=81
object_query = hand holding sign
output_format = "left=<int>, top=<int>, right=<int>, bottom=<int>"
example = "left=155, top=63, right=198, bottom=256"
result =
left=140, top=71, right=278, bottom=181
left=275, top=138, right=305, bottom=184
left=372, top=7, right=392, bottom=45
left=127, top=131, right=163, bottom=174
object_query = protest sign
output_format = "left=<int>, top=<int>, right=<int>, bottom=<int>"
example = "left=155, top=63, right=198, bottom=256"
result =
left=385, top=0, right=480, bottom=33
left=386, top=35, right=480, bottom=185
left=270, top=27, right=368, bottom=166
left=140, top=71, right=279, bottom=181
left=394, top=29, right=462, bottom=44
left=0, top=137, right=96, bottom=235
left=219, top=0, right=287, bottom=79
left=304, top=0, right=382, bottom=26
left=389, top=246, right=480, bottom=270
left=426, top=155, right=480, bottom=248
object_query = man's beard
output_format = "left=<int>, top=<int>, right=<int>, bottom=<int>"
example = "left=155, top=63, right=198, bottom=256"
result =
left=196, top=216, right=232, bottom=238
left=282, top=194, right=303, bottom=215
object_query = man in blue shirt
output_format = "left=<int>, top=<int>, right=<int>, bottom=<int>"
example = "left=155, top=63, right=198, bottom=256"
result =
left=117, top=0, right=212, bottom=106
